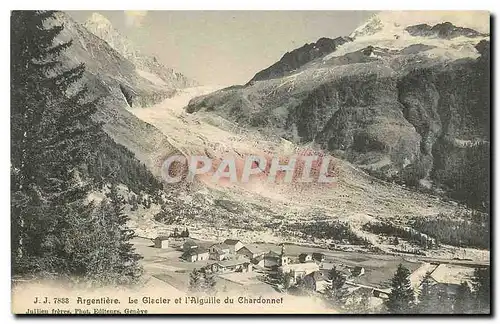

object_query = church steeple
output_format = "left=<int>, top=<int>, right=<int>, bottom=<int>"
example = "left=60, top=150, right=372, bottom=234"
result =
left=279, top=243, right=287, bottom=266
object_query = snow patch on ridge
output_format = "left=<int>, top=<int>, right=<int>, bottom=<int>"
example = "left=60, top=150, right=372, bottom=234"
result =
left=350, top=11, right=489, bottom=39
left=325, top=11, right=490, bottom=62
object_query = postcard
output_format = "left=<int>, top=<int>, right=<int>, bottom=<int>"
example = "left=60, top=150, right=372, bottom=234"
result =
left=11, top=10, right=490, bottom=315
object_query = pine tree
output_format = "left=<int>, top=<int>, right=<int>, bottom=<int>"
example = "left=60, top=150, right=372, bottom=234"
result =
left=324, top=267, right=347, bottom=305
left=105, top=183, right=143, bottom=283
left=416, top=273, right=434, bottom=313
left=385, top=264, right=415, bottom=314
left=282, top=272, right=293, bottom=292
left=269, top=269, right=293, bottom=293
left=328, top=267, right=347, bottom=289
left=293, top=276, right=312, bottom=296
left=11, top=10, right=57, bottom=273
left=436, top=286, right=453, bottom=314
left=69, top=201, right=119, bottom=283
left=10, top=11, right=142, bottom=285
left=418, top=279, right=453, bottom=314
left=454, top=282, right=473, bottom=314
left=472, top=267, right=490, bottom=313
left=181, top=228, right=190, bottom=238
left=11, top=10, right=99, bottom=275
left=189, top=268, right=202, bottom=292
left=415, top=273, right=450, bottom=314
left=201, top=270, right=217, bottom=293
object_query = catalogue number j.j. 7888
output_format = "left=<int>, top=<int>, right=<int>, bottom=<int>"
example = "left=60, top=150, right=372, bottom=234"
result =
left=33, top=297, right=70, bottom=304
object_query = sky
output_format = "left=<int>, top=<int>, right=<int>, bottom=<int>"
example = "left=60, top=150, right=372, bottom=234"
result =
left=67, top=11, right=375, bottom=86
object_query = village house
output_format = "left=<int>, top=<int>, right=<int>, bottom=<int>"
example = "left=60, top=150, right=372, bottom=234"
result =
left=210, top=259, right=252, bottom=273
left=263, top=245, right=290, bottom=268
left=319, top=262, right=336, bottom=270
left=223, top=239, right=244, bottom=253
left=209, top=243, right=230, bottom=261
left=344, top=281, right=390, bottom=299
left=278, top=244, right=290, bottom=266
left=422, top=263, right=476, bottom=297
left=182, top=239, right=198, bottom=252
left=237, top=245, right=264, bottom=260
left=299, top=253, right=313, bottom=263
left=153, top=236, right=169, bottom=249
left=350, top=266, right=365, bottom=277
left=282, top=262, right=320, bottom=282
left=312, top=252, right=326, bottom=262
left=263, top=251, right=280, bottom=268
left=183, top=247, right=210, bottom=262
left=303, top=270, right=330, bottom=292
left=319, top=262, right=354, bottom=279
left=251, top=255, right=266, bottom=268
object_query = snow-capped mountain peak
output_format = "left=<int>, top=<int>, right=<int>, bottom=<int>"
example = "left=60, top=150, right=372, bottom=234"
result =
left=87, top=12, right=114, bottom=30
left=84, top=12, right=197, bottom=89
left=350, top=11, right=490, bottom=40
left=324, top=11, right=489, bottom=63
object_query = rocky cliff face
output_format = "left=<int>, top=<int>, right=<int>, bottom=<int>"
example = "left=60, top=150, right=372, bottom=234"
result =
left=84, top=13, right=198, bottom=89
left=54, top=12, right=181, bottom=172
left=187, top=12, right=490, bottom=209
left=405, top=22, right=488, bottom=39
left=249, top=37, right=351, bottom=83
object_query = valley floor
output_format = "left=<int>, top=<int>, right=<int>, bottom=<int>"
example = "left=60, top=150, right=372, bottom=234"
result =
left=132, top=234, right=487, bottom=310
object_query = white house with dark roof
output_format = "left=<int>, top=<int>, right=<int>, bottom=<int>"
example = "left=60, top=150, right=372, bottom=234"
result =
left=154, top=236, right=169, bottom=249
left=210, top=258, right=252, bottom=273
left=183, top=247, right=210, bottom=262
left=312, top=252, right=326, bottom=262
left=237, top=245, right=264, bottom=260
left=209, top=243, right=231, bottom=261
left=282, top=262, right=320, bottom=282
left=263, top=245, right=290, bottom=268
left=182, top=239, right=198, bottom=252
left=299, top=253, right=313, bottom=263
left=223, top=239, right=244, bottom=253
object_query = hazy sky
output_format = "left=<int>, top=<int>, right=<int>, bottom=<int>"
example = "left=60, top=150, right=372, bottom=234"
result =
left=67, top=11, right=375, bottom=85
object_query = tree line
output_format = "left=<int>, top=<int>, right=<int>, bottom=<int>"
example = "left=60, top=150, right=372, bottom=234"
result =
left=411, top=211, right=489, bottom=249
left=383, top=264, right=490, bottom=314
left=269, top=262, right=489, bottom=314
left=324, top=263, right=490, bottom=314
left=284, top=220, right=371, bottom=246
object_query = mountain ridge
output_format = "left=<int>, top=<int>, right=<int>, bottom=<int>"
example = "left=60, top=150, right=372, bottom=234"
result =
left=84, top=12, right=198, bottom=90
left=186, top=12, right=490, bottom=210
left=248, top=36, right=351, bottom=83
left=54, top=11, right=182, bottom=175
